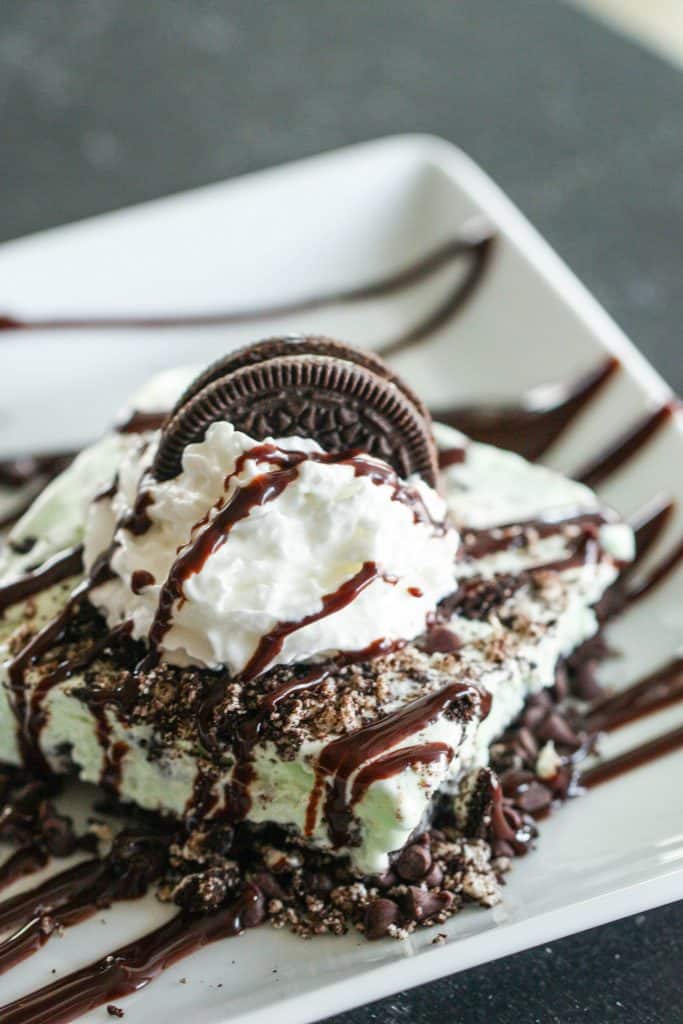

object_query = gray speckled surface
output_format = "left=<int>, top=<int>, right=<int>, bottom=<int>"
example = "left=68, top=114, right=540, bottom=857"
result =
left=1, top=1, right=681, bottom=1021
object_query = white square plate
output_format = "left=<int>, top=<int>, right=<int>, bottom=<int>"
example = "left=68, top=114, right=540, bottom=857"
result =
left=0, top=135, right=681, bottom=1023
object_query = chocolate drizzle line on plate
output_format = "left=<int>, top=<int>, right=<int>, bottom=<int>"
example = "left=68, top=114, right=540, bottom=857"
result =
left=575, top=400, right=680, bottom=488
left=629, top=495, right=675, bottom=565
left=595, top=495, right=683, bottom=614
left=0, top=829, right=168, bottom=979
left=432, top=357, right=619, bottom=461
left=579, top=725, right=683, bottom=789
left=0, top=844, right=48, bottom=894
left=624, top=534, right=683, bottom=605
left=585, top=655, right=683, bottom=732
left=0, top=883, right=263, bottom=1024
left=0, top=227, right=495, bottom=357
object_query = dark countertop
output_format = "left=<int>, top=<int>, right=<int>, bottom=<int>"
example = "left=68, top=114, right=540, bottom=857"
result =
left=2, top=1, right=681, bottom=1021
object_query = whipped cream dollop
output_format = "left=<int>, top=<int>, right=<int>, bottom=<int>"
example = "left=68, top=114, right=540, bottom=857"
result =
left=84, top=421, right=459, bottom=677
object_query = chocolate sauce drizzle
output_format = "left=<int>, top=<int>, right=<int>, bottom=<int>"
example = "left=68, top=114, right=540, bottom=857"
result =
left=0, top=883, right=263, bottom=1024
left=309, top=681, right=488, bottom=847
left=0, top=844, right=48, bottom=894
left=0, top=228, right=495, bottom=358
left=0, top=545, right=83, bottom=616
left=576, top=401, right=680, bottom=488
left=625, top=534, right=683, bottom=605
left=131, top=569, right=156, bottom=594
left=437, top=446, right=466, bottom=469
left=461, top=509, right=612, bottom=561
left=144, top=442, right=444, bottom=669
left=0, top=828, right=171, bottom=1016
left=0, top=452, right=75, bottom=530
left=629, top=494, right=675, bottom=565
left=6, top=551, right=115, bottom=772
left=349, top=742, right=453, bottom=810
left=0, top=452, right=73, bottom=491
left=243, top=561, right=387, bottom=681
left=579, top=724, right=683, bottom=789
left=119, top=488, right=155, bottom=537
left=585, top=656, right=683, bottom=732
left=195, top=639, right=405, bottom=826
left=598, top=495, right=683, bottom=613
left=432, top=357, right=619, bottom=462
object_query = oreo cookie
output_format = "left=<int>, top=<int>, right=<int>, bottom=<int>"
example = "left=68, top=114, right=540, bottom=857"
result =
left=154, top=348, right=438, bottom=485
left=170, top=334, right=430, bottom=423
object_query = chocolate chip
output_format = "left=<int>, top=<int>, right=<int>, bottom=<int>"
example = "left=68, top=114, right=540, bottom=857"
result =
left=251, top=871, right=290, bottom=901
left=512, top=780, right=553, bottom=815
left=40, top=807, right=77, bottom=857
left=547, top=764, right=574, bottom=799
left=188, top=824, right=234, bottom=857
left=423, top=863, right=444, bottom=888
left=241, top=887, right=266, bottom=929
left=536, top=712, right=582, bottom=750
left=421, top=627, right=461, bottom=655
left=11, top=780, right=47, bottom=814
left=370, top=869, right=398, bottom=891
left=515, top=727, right=539, bottom=762
left=572, top=660, right=604, bottom=701
left=396, top=842, right=433, bottom=882
left=491, top=838, right=516, bottom=858
left=107, top=1007, right=125, bottom=1019
left=400, top=886, right=454, bottom=922
left=364, top=897, right=401, bottom=939
left=499, top=769, right=536, bottom=797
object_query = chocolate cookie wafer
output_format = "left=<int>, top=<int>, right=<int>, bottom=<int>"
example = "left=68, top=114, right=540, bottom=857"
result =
left=153, top=353, right=439, bottom=485
left=170, top=334, right=430, bottom=423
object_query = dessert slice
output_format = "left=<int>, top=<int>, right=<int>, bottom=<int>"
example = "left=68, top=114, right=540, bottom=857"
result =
left=0, top=339, right=633, bottom=877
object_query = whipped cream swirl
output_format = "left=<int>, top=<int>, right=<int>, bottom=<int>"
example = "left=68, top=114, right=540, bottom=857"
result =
left=84, top=422, right=459, bottom=677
